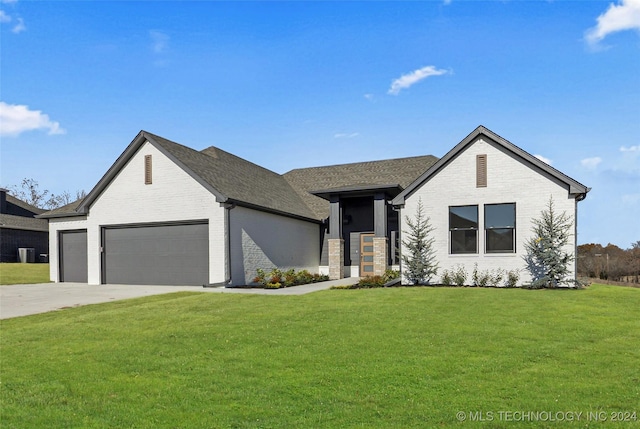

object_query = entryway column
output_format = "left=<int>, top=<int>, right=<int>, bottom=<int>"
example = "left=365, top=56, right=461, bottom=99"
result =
left=328, top=194, right=344, bottom=280
left=328, top=238, right=344, bottom=280
left=373, top=192, right=389, bottom=276
left=373, top=237, right=388, bottom=277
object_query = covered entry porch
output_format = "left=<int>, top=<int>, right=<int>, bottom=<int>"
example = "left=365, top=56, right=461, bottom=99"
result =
left=313, top=184, right=401, bottom=279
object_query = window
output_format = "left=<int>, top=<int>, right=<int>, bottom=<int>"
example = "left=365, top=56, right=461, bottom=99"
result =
left=476, top=154, right=487, bottom=187
left=450, top=205, right=478, bottom=254
left=144, top=155, right=152, bottom=185
left=485, top=203, right=515, bottom=253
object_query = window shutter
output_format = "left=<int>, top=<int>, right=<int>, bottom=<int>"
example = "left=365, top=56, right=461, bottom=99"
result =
left=144, top=155, right=152, bottom=185
left=476, top=154, right=487, bottom=188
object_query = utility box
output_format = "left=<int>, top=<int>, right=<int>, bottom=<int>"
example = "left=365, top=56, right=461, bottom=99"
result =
left=18, top=247, right=35, bottom=263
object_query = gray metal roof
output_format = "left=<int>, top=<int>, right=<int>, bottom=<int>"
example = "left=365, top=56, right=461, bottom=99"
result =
left=392, top=125, right=590, bottom=206
left=0, top=213, right=48, bottom=232
left=284, top=155, right=439, bottom=219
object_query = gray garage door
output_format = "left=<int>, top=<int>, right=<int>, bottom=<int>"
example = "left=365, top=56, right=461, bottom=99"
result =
left=59, top=230, right=88, bottom=282
left=102, top=222, right=209, bottom=286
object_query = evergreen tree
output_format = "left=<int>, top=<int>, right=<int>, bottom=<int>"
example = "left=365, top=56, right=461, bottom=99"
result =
left=402, top=198, right=438, bottom=285
left=523, top=196, right=575, bottom=288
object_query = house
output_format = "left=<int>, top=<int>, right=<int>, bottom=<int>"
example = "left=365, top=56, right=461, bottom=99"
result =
left=42, top=126, right=589, bottom=286
left=0, top=189, right=49, bottom=262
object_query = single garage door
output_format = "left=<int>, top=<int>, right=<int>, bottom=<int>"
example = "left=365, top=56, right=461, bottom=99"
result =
left=102, top=222, right=209, bottom=286
left=59, top=230, right=88, bottom=282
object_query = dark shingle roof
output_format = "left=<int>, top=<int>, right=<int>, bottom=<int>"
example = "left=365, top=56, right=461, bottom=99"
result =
left=5, top=194, right=46, bottom=215
left=146, top=132, right=319, bottom=221
left=39, top=199, right=84, bottom=218
left=284, top=155, right=439, bottom=219
left=40, top=130, right=439, bottom=222
left=0, top=214, right=48, bottom=231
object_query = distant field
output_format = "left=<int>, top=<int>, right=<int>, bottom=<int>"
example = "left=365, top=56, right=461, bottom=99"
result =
left=1, top=284, right=638, bottom=428
left=0, top=263, right=49, bottom=285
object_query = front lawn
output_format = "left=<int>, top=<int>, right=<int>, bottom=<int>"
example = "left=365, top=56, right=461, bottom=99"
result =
left=0, top=263, right=50, bottom=285
left=1, top=285, right=638, bottom=428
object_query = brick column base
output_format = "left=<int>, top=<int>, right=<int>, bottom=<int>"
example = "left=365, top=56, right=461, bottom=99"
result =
left=328, top=239, right=344, bottom=280
left=373, top=237, right=388, bottom=277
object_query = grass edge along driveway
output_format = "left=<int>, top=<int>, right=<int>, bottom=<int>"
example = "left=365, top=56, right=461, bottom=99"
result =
left=0, top=263, right=50, bottom=285
left=1, top=284, right=638, bottom=428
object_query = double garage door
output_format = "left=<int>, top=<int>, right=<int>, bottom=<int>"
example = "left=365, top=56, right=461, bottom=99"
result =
left=59, top=222, right=209, bottom=286
left=102, top=222, right=209, bottom=286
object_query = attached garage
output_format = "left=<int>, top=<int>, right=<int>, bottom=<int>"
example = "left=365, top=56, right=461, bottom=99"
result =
left=59, top=230, right=88, bottom=283
left=101, top=221, right=209, bottom=286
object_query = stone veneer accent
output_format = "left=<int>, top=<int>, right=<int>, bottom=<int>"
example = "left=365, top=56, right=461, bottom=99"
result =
left=373, top=237, right=388, bottom=277
left=328, top=238, right=344, bottom=280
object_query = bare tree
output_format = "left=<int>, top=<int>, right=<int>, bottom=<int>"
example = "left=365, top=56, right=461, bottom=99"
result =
left=7, top=178, right=86, bottom=210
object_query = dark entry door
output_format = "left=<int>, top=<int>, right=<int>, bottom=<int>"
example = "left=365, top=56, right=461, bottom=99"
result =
left=360, top=233, right=375, bottom=276
left=102, top=222, right=209, bottom=286
left=59, top=230, right=88, bottom=282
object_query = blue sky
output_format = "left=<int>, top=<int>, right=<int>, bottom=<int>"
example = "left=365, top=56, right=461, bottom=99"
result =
left=1, top=0, right=639, bottom=248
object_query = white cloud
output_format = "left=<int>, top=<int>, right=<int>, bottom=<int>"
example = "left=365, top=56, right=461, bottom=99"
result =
left=581, top=156, right=603, bottom=170
left=0, top=102, right=66, bottom=137
left=334, top=132, right=360, bottom=139
left=388, top=65, right=449, bottom=95
left=364, top=93, right=374, bottom=101
left=585, top=0, right=640, bottom=46
left=0, top=10, right=11, bottom=22
left=11, top=16, right=24, bottom=33
left=620, top=145, right=640, bottom=152
left=534, top=154, right=553, bottom=165
left=150, top=30, right=169, bottom=54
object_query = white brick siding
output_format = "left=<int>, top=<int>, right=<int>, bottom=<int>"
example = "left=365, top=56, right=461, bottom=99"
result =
left=402, top=137, right=578, bottom=286
left=48, top=217, right=88, bottom=282
left=50, top=141, right=226, bottom=285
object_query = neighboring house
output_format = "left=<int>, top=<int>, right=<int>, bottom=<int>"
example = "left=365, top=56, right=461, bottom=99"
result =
left=41, top=126, right=589, bottom=286
left=0, top=189, right=49, bottom=262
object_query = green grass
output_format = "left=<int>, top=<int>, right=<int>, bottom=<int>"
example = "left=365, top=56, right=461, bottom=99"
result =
left=0, top=263, right=50, bottom=285
left=1, top=285, right=639, bottom=428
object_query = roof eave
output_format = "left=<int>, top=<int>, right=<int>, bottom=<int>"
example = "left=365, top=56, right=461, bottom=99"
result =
left=76, top=131, right=229, bottom=215
left=392, top=125, right=591, bottom=205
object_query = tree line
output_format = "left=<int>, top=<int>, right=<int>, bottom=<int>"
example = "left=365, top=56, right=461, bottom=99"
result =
left=577, top=241, right=640, bottom=284
left=5, top=178, right=86, bottom=210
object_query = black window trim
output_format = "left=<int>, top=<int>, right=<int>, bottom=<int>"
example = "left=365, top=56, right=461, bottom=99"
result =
left=484, top=202, right=516, bottom=254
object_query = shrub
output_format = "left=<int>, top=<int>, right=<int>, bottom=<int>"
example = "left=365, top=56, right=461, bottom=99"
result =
left=506, top=270, right=520, bottom=288
left=453, top=265, right=468, bottom=286
left=441, top=270, right=452, bottom=286
left=253, top=268, right=328, bottom=288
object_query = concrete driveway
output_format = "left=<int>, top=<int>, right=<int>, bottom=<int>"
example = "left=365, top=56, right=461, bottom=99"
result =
left=0, top=278, right=360, bottom=319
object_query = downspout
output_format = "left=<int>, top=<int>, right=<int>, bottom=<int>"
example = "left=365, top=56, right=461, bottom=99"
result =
left=203, top=202, right=236, bottom=288
left=574, top=190, right=589, bottom=283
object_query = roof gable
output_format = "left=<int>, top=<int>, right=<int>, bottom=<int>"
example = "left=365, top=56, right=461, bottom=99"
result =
left=67, top=131, right=318, bottom=221
left=392, top=126, right=590, bottom=206
left=284, top=155, right=438, bottom=219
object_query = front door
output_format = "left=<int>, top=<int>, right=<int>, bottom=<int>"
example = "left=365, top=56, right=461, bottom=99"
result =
left=360, top=233, right=375, bottom=277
